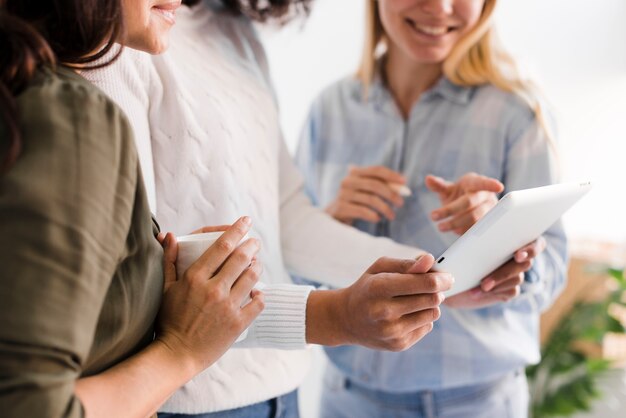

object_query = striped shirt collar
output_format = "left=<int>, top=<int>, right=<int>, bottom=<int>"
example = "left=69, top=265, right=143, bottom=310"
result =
left=363, top=70, right=475, bottom=112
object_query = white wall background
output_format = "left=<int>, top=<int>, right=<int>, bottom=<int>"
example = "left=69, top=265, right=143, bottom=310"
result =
left=259, top=1, right=626, bottom=417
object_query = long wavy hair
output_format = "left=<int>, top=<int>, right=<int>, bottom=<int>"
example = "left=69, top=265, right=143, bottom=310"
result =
left=182, top=0, right=312, bottom=22
left=0, top=0, right=124, bottom=172
left=357, top=0, right=553, bottom=142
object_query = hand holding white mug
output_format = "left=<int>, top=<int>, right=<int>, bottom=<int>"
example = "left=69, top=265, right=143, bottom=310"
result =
left=155, top=217, right=265, bottom=373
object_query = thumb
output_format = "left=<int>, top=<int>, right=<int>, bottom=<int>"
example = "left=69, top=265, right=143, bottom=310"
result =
left=406, top=254, right=435, bottom=274
left=162, top=233, right=178, bottom=292
left=425, top=175, right=451, bottom=195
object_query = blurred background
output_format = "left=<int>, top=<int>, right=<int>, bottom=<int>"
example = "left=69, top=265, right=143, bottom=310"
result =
left=258, top=0, right=626, bottom=416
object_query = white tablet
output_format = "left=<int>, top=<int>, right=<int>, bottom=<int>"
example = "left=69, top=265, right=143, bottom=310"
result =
left=434, top=182, right=592, bottom=296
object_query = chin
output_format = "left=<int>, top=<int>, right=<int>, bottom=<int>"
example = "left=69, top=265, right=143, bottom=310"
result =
left=140, top=36, right=169, bottom=55
left=409, top=47, right=451, bottom=65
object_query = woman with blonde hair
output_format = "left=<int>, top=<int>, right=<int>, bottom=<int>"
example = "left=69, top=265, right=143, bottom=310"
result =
left=295, top=0, right=566, bottom=416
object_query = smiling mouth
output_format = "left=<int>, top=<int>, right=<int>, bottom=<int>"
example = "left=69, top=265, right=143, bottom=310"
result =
left=405, top=18, right=457, bottom=37
left=152, top=2, right=181, bottom=24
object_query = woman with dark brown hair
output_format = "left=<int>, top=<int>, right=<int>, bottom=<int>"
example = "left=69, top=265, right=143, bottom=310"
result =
left=0, top=1, right=267, bottom=417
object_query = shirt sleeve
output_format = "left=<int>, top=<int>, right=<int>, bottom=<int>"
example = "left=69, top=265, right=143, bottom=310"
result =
left=0, top=74, right=138, bottom=417
left=503, top=110, right=568, bottom=313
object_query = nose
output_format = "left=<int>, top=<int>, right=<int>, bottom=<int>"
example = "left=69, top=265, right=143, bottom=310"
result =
left=420, top=0, right=454, bottom=16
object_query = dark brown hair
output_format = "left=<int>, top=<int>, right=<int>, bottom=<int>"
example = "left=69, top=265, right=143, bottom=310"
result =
left=182, top=0, right=312, bottom=23
left=0, top=0, right=124, bottom=172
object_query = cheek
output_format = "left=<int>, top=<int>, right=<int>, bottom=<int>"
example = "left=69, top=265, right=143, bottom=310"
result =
left=457, top=0, right=486, bottom=32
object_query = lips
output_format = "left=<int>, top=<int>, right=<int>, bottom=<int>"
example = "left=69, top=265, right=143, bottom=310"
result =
left=152, top=1, right=182, bottom=24
left=405, top=18, right=458, bottom=38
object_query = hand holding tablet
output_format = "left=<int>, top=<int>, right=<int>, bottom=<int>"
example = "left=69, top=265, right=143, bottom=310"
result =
left=433, top=182, right=592, bottom=297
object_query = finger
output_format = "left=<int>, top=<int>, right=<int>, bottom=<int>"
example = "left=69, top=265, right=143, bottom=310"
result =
left=188, top=216, right=252, bottom=280
left=191, top=225, right=231, bottom=235
left=437, top=203, right=492, bottom=233
left=489, top=258, right=532, bottom=281
left=345, top=191, right=397, bottom=219
left=481, top=259, right=532, bottom=291
left=342, top=176, right=403, bottom=207
left=489, top=274, right=524, bottom=293
left=390, top=292, right=445, bottom=316
left=514, top=236, right=547, bottom=262
left=400, top=307, right=441, bottom=333
left=239, top=290, right=265, bottom=324
left=425, top=174, right=452, bottom=195
left=377, top=271, right=453, bottom=296
left=431, top=192, right=490, bottom=221
left=458, top=173, right=504, bottom=193
left=213, top=238, right=260, bottom=289
left=230, top=260, right=263, bottom=304
left=162, top=233, right=178, bottom=292
left=478, top=285, right=521, bottom=302
left=349, top=165, right=406, bottom=184
left=403, top=323, right=435, bottom=348
left=334, top=202, right=381, bottom=223
left=157, top=232, right=166, bottom=244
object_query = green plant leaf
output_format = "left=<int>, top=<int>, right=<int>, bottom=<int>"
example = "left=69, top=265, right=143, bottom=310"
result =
left=608, top=268, right=626, bottom=287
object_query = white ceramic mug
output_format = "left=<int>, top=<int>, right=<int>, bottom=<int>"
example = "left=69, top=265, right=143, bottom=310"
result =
left=175, top=230, right=252, bottom=342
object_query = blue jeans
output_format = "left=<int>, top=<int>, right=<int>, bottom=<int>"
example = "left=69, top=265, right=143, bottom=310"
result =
left=158, top=389, right=299, bottom=418
left=321, top=364, right=529, bottom=418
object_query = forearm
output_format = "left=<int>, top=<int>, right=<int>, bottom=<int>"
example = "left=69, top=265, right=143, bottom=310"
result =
left=280, top=190, right=425, bottom=287
left=75, top=340, right=198, bottom=418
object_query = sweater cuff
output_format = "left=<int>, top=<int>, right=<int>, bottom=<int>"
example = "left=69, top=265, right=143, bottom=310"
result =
left=239, top=283, right=313, bottom=349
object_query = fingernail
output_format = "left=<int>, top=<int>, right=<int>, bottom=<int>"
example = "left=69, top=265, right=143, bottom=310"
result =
left=242, top=216, right=252, bottom=225
left=431, top=212, right=441, bottom=221
left=519, top=251, right=528, bottom=261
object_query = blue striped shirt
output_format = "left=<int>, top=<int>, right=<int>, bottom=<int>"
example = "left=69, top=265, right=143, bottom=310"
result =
left=294, top=75, right=568, bottom=391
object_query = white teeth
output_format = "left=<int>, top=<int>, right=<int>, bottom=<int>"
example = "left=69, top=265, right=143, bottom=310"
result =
left=414, top=24, right=448, bottom=36
left=154, top=8, right=176, bottom=22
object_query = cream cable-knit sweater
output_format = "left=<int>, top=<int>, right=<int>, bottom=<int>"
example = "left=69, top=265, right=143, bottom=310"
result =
left=86, top=1, right=423, bottom=413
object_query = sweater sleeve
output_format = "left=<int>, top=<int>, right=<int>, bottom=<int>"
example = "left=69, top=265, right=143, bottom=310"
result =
left=0, top=71, right=138, bottom=418
left=280, top=135, right=425, bottom=288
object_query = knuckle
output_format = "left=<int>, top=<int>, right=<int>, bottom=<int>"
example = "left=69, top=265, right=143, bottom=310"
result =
left=389, top=337, right=409, bottom=352
left=232, top=248, right=251, bottom=264
left=432, top=293, right=445, bottom=306
left=204, top=286, right=225, bottom=304
left=377, top=305, right=393, bottom=320
left=216, top=239, right=235, bottom=254
left=184, top=265, right=203, bottom=283
left=423, top=274, right=440, bottom=291
left=431, top=307, right=441, bottom=321
left=232, top=222, right=248, bottom=237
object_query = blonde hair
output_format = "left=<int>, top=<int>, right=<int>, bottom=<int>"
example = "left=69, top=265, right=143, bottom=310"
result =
left=357, top=0, right=554, bottom=144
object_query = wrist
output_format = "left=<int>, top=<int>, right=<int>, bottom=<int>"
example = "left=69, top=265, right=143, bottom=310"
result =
left=153, top=333, right=202, bottom=380
left=305, top=289, right=351, bottom=346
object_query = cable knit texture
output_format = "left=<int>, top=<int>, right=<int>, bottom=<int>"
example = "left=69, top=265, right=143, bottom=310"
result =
left=85, top=0, right=424, bottom=412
